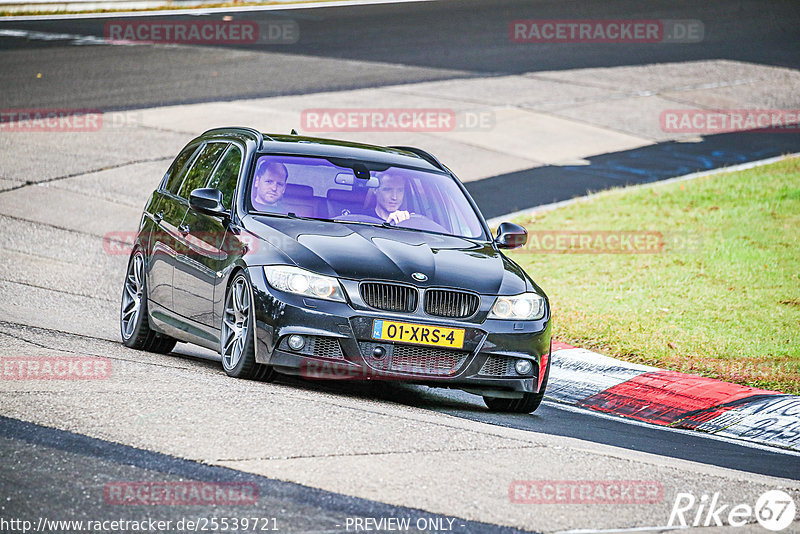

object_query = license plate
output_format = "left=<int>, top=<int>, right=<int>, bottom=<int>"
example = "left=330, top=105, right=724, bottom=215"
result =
left=371, top=319, right=465, bottom=349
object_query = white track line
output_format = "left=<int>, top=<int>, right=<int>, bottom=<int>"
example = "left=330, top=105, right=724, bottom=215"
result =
left=0, top=27, right=126, bottom=43
left=543, top=401, right=800, bottom=458
left=556, top=526, right=685, bottom=533
left=0, top=0, right=434, bottom=21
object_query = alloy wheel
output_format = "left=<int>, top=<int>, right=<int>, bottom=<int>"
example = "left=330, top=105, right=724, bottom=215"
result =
left=120, top=252, right=144, bottom=340
left=222, top=276, right=251, bottom=370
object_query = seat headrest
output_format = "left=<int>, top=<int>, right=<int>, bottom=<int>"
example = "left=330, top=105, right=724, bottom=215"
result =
left=285, top=183, right=313, bottom=198
left=327, top=188, right=366, bottom=201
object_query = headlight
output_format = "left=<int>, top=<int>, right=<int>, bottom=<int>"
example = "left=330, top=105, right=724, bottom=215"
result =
left=263, top=265, right=345, bottom=302
left=489, top=293, right=545, bottom=320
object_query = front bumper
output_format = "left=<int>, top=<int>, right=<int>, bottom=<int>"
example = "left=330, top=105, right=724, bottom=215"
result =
left=249, top=268, right=552, bottom=396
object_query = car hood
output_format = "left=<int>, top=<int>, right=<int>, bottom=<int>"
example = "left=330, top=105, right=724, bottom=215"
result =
left=244, top=216, right=530, bottom=295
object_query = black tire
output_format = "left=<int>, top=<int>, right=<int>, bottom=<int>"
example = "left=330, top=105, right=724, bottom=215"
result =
left=120, top=250, right=177, bottom=354
left=220, top=272, right=275, bottom=381
left=483, top=357, right=550, bottom=414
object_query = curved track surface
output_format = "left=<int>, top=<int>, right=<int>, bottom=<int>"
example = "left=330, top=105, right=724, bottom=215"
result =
left=1, top=0, right=799, bottom=110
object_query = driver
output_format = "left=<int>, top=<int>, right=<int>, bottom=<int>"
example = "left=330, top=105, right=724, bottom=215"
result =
left=253, top=161, right=288, bottom=212
left=369, top=172, right=411, bottom=225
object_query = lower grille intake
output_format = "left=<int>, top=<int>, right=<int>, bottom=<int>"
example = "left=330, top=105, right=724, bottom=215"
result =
left=359, top=341, right=468, bottom=376
left=281, top=336, right=344, bottom=360
left=478, top=355, right=517, bottom=377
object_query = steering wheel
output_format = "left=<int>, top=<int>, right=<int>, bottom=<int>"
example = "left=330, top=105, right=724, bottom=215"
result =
left=396, top=213, right=449, bottom=233
left=334, top=213, right=449, bottom=234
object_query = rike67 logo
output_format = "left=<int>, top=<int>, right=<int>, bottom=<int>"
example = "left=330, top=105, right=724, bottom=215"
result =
left=669, top=490, right=797, bottom=531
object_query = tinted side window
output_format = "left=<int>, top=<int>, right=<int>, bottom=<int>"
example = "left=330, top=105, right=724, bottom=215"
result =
left=206, top=145, right=242, bottom=209
left=178, top=142, right=228, bottom=199
left=163, top=144, right=200, bottom=195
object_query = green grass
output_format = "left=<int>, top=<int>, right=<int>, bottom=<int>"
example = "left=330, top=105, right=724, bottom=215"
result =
left=507, top=157, right=800, bottom=394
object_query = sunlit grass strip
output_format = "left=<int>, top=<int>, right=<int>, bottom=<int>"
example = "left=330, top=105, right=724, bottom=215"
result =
left=509, top=156, right=800, bottom=394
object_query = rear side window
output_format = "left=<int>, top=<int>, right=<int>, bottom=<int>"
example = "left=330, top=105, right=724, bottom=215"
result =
left=163, top=143, right=199, bottom=195
left=178, top=142, right=228, bottom=199
left=206, top=145, right=242, bottom=209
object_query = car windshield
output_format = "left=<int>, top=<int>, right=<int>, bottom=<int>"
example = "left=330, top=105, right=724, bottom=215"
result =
left=247, top=154, right=486, bottom=239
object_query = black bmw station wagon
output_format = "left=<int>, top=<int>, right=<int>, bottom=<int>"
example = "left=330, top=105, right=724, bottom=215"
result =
left=120, top=127, right=551, bottom=413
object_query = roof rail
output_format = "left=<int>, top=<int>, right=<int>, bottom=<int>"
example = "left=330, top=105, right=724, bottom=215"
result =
left=389, top=145, right=446, bottom=171
left=201, top=127, right=274, bottom=148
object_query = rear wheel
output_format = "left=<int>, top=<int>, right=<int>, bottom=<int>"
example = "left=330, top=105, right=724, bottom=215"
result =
left=483, top=360, right=550, bottom=414
left=220, top=272, right=274, bottom=381
left=120, top=250, right=177, bottom=354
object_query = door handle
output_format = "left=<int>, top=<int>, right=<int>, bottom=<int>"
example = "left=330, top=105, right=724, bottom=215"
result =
left=179, top=224, right=190, bottom=236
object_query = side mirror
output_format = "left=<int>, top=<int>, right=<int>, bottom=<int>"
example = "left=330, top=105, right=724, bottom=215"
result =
left=495, top=222, right=527, bottom=249
left=189, top=188, right=228, bottom=219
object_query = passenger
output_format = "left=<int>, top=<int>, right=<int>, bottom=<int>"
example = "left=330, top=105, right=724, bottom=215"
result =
left=366, top=172, right=412, bottom=225
left=253, top=161, right=288, bottom=212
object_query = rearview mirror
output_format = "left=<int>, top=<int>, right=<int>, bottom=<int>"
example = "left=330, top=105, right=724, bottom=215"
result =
left=189, top=188, right=228, bottom=219
left=495, top=222, right=527, bottom=249
left=334, top=172, right=354, bottom=185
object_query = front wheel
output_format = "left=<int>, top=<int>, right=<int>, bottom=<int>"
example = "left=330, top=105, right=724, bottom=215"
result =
left=220, top=272, right=274, bottom=381
left=483, top=360, right=550, bottom=414
left=120, top=249, right=177, bottom=354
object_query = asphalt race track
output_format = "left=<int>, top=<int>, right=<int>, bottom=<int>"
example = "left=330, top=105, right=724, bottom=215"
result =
left=0, top=416, right=524, bottom=534
left=1, top=0, right=799, bottom=110
left=1, top=1, right=800, bottom=532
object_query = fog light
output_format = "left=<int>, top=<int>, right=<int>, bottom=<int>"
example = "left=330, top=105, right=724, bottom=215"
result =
left=515, top=359, right=533, bottom=375
left=288, top=335, right=305, bottom=351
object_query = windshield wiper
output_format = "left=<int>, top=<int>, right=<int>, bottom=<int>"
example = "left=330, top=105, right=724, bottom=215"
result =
left=287, top=212, right=337, bottom=222
left=253, top=211, right=335, bottom=222
left=331, top=219, right=411, bottom=232
left=331, top=218, right=375, bottom=227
